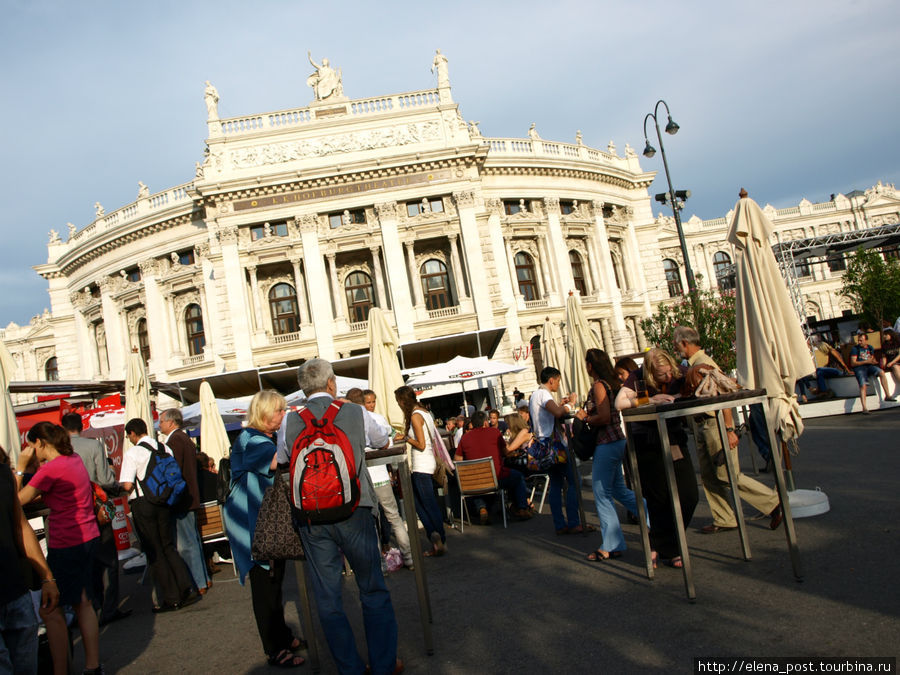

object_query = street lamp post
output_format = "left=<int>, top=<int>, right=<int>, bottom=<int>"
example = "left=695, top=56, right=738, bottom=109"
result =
left=643, top=100, right=696, bottom=294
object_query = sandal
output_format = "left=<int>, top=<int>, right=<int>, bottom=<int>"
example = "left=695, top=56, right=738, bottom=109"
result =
left=651, top=551, right=659, bottom=570
left=568, top=524, right=597, bottom=535
left=289, top=637, right=307, bottom=651
left=268, top=649, right=305, bottom=668
left=587, top=549, right=615, bottom=562
left=661, top=556, right=683, bottom=568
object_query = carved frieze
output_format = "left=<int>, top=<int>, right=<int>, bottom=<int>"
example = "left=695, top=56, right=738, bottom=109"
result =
left=544, top=196, right=560, bottom=212
left=452, top=191, right=475, bottom=209
left=217, top=225, right=239, bottom=245
left=414, top=247, right=449, bottom=270
left=228, top=121, right=441, bottom=169
left=173, top=291, right=203, bottom=316
left=375, top=202, right=398, bottom=220
left=483, top=198, right=502, bottom=215
left=138, top=259, right=160, bottom=277
left=295, top=214, right=320, bottom=234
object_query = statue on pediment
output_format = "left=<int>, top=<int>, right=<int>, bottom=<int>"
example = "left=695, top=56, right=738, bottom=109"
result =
left=468, top=120, right=482, bottom=138
left=607, top=140, right=617, bottom=156
left=528, top=123, right=540, bottom=140
left=67, top=222, right=77, bottom=239
left=307, top=52, right=343, bottom=101
left=575, top=130, right=583, bottom=146
left=138, top=182, right=149, bottom=199
left=94, top=202, right=105, bottom=218
left=205, top=80, right=220, bottom=121
left=625, top=143, right=637, bottom=158
left=48, top=229, right=60, bottom=244
left=432, top=49, right=450, bottom=88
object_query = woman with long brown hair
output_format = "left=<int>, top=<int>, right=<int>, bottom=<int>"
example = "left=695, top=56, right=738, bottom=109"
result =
left=614, top=349, right=698, bottom=569
left=16, top=421, right=102, bottom=674
left=393, top=385, right=446, bottom=556
left=576, top=348, right=641, bottom=562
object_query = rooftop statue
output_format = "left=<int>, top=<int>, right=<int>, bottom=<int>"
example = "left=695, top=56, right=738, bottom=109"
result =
left=138, top=181, right=149, bottom=199
left=468, top=120, right=482, bottom=138
left=431, top=49, right=450, bottom=89
left=307, top=52, right=344, bottom=101
left=204, top=80, right=220, bottom=121
left=528, top=123, right=540, bottom=140
left=94, top=202, right=105, bottom=218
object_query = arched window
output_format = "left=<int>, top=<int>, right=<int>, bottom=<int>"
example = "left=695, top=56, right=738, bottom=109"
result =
left=514, top=252, right=538, bottom=301
left=45, top=356, right=58, bottom=381
left=420, top=259, right=452, bottom=310
left=269, top=283, right=300, bottom=335
left=713, top=251, right=735, bottom=290
left=137, top=318, right=150, bottom=366
left=663, top=259, right=683, bottom=297
left=185, top=304, right=205, bottom=356
left=344, top=272, right=374, bottom=323
left=569, top=250, right=587, bottom=296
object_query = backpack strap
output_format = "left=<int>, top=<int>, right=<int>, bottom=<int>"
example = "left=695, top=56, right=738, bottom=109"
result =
left=322, top=400, right=343, bottom=424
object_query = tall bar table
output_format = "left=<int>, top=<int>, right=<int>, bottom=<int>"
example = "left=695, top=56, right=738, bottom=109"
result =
left=621, top=389, right=802, bottom=601
left=292, top=443, right=433, bottom=673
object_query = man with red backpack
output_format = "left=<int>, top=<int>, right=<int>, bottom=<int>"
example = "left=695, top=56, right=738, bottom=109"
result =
left=278, top=359, right=400, bottom=675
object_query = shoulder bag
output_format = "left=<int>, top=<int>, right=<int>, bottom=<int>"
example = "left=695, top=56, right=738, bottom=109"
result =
left=251, top=468, right=305, bottom=561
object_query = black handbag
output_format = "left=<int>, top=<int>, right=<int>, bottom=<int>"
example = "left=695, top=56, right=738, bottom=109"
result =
left=571, top=417, right=596, bottom=462
left=251, top=469, right=305, bottom=561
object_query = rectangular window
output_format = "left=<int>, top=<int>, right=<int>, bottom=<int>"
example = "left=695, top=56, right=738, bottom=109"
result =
left=560, top=200, right=575, bottom=215
left=504, top=200, right=523, bottom=215
left=178, top=250, right=195, bottom=266
left=272, top=222, right=288, bottom=237
left=406, top=198, right=444, bottom=217
left=126, top=268, right=141, bottom=282
left=250, top=225, right=266, bottom=241
left=827, top=254, right=846, bottom=272
left=329, top=209, right=366, bottom=229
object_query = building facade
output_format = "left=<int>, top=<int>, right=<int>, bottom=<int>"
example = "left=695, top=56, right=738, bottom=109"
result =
left=4, top=52, right=899, bottom=404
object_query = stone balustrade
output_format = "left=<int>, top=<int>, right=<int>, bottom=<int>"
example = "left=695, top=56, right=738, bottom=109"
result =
left=66, top=181, right=194, bottom=248
left=182, top=353, right=205, bottom=366
left=486, top=137, right=623, bottom=168
left=217, top=89, right=441, bottom=138
left=524, top=298, right=549, bottom=310
left=348, top=319, right=368, bottom=333
left=427, top=306, right=459, bottom=320
left=270, top=330, right=303, bottom=345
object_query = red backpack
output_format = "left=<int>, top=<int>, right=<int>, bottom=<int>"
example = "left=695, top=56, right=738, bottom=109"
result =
left=288, top=401, right=360, bottom=524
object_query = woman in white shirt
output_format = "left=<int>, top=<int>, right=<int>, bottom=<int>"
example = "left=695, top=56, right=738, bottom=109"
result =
left=394, top=386, right=446, bottom=556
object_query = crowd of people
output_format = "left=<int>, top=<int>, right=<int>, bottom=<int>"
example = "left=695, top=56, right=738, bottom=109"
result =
left=6, top=317, right=900, bottom=673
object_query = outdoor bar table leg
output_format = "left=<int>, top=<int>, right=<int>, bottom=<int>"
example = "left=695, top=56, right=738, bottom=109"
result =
left=625, top=425, right=653, bottom=580
left=292, top=559, right=322, bottom=674
left=563, top=420, right=587, bottom=533
left=657, top=416, right=696, bottom=601
left=715, top=410, right=751, bottom=561
left=740, top=405, right=760, bottom=474
left=397, top=457, right=435, bottom=654
left=763, top=402, right=803, bottom=580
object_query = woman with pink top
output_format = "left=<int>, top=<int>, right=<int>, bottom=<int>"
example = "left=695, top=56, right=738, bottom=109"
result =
left=16, top=421, right=103, bottom=675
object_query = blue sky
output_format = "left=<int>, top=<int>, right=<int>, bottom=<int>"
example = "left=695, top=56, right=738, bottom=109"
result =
left=2, top=0, right=898, bottom=326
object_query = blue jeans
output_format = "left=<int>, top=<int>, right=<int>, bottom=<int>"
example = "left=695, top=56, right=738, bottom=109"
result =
left=548, top=462, right=580, bottom=531
left=411, top=472, right=445, bottom=544
left=816, top=367, right=844, bottom=393
left=748, top=403, right=771, bottom=463
left=591, top=439, right=641, bottom=553
left=853, top=364, right=882, bottom=387
left=176, top=510, right=209, bottom=591
left=0, top=592, right=38, bottom=675
left=474, top=470, right=529, bottom=512
left=298, top=507, right=398, bottom=675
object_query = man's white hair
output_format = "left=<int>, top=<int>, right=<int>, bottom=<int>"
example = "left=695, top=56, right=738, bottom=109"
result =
left=298, top=358, right=335, bottom=395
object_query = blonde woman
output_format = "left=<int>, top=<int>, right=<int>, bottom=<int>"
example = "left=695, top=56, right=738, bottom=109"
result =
left=614, top=349, right=698, bottom=569
left=224, top=391, right=305, bottom=668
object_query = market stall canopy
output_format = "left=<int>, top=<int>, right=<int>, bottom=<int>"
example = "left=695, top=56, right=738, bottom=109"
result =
left=404, top=356, right=525, bottom=389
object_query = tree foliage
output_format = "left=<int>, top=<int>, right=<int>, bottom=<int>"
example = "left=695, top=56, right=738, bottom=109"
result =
left=840, top=248, right=900, bottom=329
left=640, top=289, right=737, bottom=372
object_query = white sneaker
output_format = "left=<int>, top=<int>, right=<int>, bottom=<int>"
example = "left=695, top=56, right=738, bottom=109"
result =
left=123, top=553, right=147, bottom=570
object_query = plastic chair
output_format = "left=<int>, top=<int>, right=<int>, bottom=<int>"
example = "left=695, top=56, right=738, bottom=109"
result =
left=527, top=473, right=550, bottom=514
left=455, top=458, right=507, bottom=532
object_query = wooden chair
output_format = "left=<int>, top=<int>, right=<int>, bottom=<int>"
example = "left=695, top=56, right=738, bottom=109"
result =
left=196, top=500, right=236, bottom=574
left=455, top=458, right=507, bottom=532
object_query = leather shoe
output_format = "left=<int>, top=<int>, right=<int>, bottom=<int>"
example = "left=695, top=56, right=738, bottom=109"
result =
left=152, top=603, right=179, bottom=614
left=769, top=505, right=784, bottom=530
left=99, top=609, right=132, bottom=626
left=700, top=524, right=736, bottom=534
left=180, top=589, right=201, bottom=608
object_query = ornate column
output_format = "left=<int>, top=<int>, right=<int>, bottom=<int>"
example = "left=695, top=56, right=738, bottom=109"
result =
left=623, top=208, right=650, bottom=313
left=296, top=215, right=335, bottom=358
left=216, top=223, right=254, bottom=369
left=453, top=191, right=494, bottom=328
left=504, top=240, right=522, bottom=299
left=591, top=201, right=630, bottom=352
left=246, top=265, right=264, bottom=333
left=137, top=261, right=167, bottom=375
left=543, top=196, right=576, bottom=295
left=447, top=234, right=468, bottom=302
left=326, top=253, right=343, bottom=321
left=485, top=198, right=518, bottom=309
left=165, top=292, right=181, bottom=354
left=583, top=241, right=601, bottom=296
left=376, top=202, right=415, bottom=341
left=70, top=297, right=99, bottom=380
left=404, top=242, right=425, bottom=308
left=536, top=236, right=554, bottom=298
left=98, top=276, right=126, bottom=379
left=633, top=317, right=647, bottom=351
left=600, top=317, right=616, bottom=355
left=195, top=242, right=223, bottom=361
left=290, top=257, right=311, bottom=324
left=369, top=247, right=388, bottom=309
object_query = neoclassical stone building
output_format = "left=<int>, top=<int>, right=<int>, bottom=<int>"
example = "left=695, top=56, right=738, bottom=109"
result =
left=3, top=52, right=898, bottom=404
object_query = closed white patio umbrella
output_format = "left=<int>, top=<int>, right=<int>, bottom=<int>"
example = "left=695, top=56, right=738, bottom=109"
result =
left=565, top=293, right=604, bottom=404
left=199, top=380, right=232, bottom=463
left=0, top=340, right=21, bottom=463
left=540, top=316, right=570, bottom=397
left=124, top=347, right=154, bottom=447
left=366, top=308, right=406, bottom=431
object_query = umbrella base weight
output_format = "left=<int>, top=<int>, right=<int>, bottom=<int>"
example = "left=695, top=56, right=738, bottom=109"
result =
left=788, top=488, right=830, bottom=518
